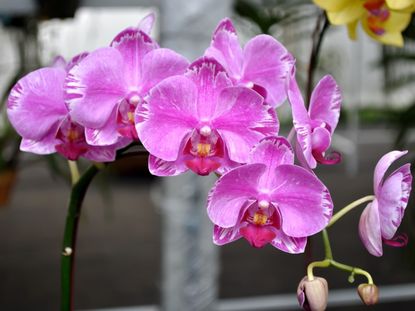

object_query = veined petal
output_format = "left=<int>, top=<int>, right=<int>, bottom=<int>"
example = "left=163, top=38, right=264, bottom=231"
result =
left=186, top=57, right=232, bottom=120
left=110, top=28, right=157, bottom=87
left=84, top=145, right=118, bottom=162
left=139, top=48, right=189, bottom=93
left=8, top=67, right=67, bottom=140
left=148, top=154, right=189, bottom=176
left=327, top=2, right=366, bottom=25
left=85, top=108, right=120, bottom=146
left=359, top=200, right=383, bottom=256
left=271, top=233, right=307, bottom=254
left=205, top=18, right=243, bottom=79
left=214, top=87, right=276, bottom=164
left=135, top=76, right=198, bottom=161
left=213, top=225, right=242, bottom=245
left=309, top=75, right=341, bottom=133
left=313, top=0, right=352, bottom=11
left=66, top=52, right=89, bottom=72
left=207, top=163, right=265, bottom=228
left=378, top=163, right=412, bottom=239
left=242, top=35, right=294, bottom=107
left=373, top=150, right=408, bottom=195
left=138, top=12, right=155, bottom=35
left=250, top=137, right=294, bottom=189
left=66, top=47, right=127, bottom=128
left=271, top=165, right=333, bottom=237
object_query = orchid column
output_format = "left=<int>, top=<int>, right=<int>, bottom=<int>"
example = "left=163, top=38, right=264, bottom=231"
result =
left=157, top=1, right=232, bottom=310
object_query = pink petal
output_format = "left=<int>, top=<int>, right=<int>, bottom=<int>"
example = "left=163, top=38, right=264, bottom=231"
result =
left=20, top=125, right=60, bottom=155
left=378, top=163, right=412, bottom=240
left=373, top=150, right=408, bottom=195
left=309, top=75, right=341, bottom=133
left=213, top=225, right=242, bottom=246
left=140, top=48, right=189, bottom=93
left=286, top=67, right=315, bottom=168
left=186, top=57, right=232, bottom=120
left=249, top=137, right=294, bottom=189
left=135, top=76, right=198, bottom=161
left=110, top=28, right=157, bottom=87
left=270, top=165, right=333, bottom=237
left=242, top=35, right=294, bottom=107
left=270, top=233, right=307, bottom=254
left=359, top=201, right=383, bottom=257
left=8, top=67, right=67, bottom=140
left=84, top=108, right=121, bottom=146
left=207, top=163, right=265, bottom=228
left=204, top=18, right=243, bottom=79
left=84, top=145, right=118, bottom=162
left=66, top=47, right=127, bottom=128
left=214, top=86, right=277, bottom=164
left=148, top=154, right=189, bottom=176
left=138, top=12, right=155, bottom=35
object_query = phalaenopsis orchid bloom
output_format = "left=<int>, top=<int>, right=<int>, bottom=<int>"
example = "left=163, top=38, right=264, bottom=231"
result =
left=359, top=150, right=412, bottom=256
left=205, top=18, right=294, bottom=107
left=7, top=54, right=120, bottom=162
left=136, top=57, right=278, bottom=176
left=65, top=19, right=189, bottom=146
left=207, top=137, right=333, bottom=252
left=287, top=67, right=341, bottom=169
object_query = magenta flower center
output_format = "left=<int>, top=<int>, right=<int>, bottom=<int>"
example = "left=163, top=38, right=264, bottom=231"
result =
left=239, top=201, right=281, bottom=248
left=55, top=118, right=88, bottom=161
left=183, top=126, right=224, bottom=176
left=116, top=94, right=141, bottom=140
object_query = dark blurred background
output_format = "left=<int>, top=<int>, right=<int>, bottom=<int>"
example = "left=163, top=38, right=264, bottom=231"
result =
left=1, top=1, right=415, bottom=310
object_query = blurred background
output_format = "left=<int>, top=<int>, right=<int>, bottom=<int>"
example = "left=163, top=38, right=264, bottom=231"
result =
left=1, top=0, right=415, bottom=310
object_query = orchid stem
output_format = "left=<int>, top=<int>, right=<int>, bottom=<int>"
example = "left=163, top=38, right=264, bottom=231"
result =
left=307, top=259, right=373, bottom=285
left=322, top=229, right=333, bottom=260
left=306, top=12, right=329, bottom=104
left=61, top=165, right=99, bottom=311
left=328, top=195, right=375, bottom=228
left=68, top=160, right=80, bottom=185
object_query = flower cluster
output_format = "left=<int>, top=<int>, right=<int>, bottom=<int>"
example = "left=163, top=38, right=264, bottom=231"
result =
left=6, top=14, right=413, bottom=311
left=314, top=0, right=414, bottom=46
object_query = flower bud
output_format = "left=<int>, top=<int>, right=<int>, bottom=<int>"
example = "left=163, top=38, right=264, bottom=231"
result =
left=357, top=283, right=379, bottom=306
left=297, top=276, right=329, bottom=311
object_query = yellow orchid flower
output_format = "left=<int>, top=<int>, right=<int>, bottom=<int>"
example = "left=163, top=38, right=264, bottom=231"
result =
left=314, top=0, right=412, bottom=47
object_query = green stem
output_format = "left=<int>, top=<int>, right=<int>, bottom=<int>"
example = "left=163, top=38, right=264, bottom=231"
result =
left=61, top=165, right=99, bottom=311
left=322, top=229, right=333, bottom=260
left=68, top=161, right=80, bottom=185
left=328, top=195, right=375, bottom=228
left=307, top=259, right=373, bottom=284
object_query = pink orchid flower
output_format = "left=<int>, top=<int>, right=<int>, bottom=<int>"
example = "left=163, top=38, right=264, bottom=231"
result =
left=205, top=18, right=294, bottom=107
left=359, top=150, right=412, bottom=256
left=7, top=54, right=120, bottom=162
left=207, top=136, right=333, bottom=252
left=287, top=67, right=342, bottom=169
left=65, top=21, right=189, bottom=146
left=135, top=57, right=278, bottom=176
